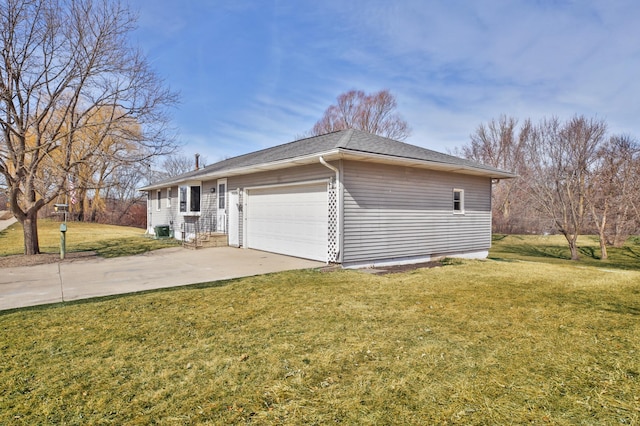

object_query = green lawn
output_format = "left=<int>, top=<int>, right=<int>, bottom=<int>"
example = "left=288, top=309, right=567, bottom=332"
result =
left=0, top=219, right=180, bottom=258
left=1, top=255, right=639, bottom=424
left=491, top=234, right=640, bottom=271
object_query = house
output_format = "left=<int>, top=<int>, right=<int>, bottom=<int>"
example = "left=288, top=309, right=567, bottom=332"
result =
left=140, top=129, right=515, bottom=268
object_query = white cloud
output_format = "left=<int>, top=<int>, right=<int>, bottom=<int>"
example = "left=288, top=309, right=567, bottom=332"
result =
left=132, top=0, right=640, bottom=163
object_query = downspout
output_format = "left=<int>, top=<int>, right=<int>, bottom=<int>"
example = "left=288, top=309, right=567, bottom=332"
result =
left=319, top=156, right=340, bottom=262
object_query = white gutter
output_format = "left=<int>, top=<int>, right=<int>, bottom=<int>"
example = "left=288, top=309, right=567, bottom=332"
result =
left=139, top=148, right=516, bottom=192
left=319, top=156, right=341, bottom=262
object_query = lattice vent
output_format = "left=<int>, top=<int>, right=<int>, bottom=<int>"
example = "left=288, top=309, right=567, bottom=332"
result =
left=327, top=186, right=338, bottom=262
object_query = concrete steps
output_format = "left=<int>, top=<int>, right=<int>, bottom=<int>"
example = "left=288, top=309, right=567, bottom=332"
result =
left=183, top=233, right=228, bottom=250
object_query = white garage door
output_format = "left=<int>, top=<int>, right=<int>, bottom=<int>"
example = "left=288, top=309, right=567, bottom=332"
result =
left=246, top=182, right=328, bottom=262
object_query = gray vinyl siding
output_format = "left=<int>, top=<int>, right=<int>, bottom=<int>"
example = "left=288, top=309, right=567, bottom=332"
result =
left=148, top=186, right=178, bottom=228
left=342, top=161, right=492, bottom=264
left=148, top=184, right=217, bottom=238
left=226, top=163, right=335, bottom=247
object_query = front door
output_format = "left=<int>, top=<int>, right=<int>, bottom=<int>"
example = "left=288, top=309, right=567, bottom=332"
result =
left=228, top=189, right=239, bottom=246
left=216, top=179, right=227, bottom=233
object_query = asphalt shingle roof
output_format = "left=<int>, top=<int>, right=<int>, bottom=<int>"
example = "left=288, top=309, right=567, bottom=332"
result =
left=142, top=129, right=514, bottom=189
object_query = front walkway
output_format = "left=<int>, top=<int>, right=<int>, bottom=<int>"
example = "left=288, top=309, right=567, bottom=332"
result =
left=0, top=246, right=323, bottom=311
left=0, top=214, right=17, bottom=232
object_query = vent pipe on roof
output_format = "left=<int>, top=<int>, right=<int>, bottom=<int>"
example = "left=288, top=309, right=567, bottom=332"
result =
left=195, top=153, right=200, bottom=170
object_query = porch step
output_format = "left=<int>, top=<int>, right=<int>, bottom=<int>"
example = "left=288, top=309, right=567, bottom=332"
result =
left=183, top=233, right=228, bottom=250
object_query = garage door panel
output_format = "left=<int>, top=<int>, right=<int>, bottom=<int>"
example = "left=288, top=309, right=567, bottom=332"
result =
left=246, top=183, right=328, bottom=262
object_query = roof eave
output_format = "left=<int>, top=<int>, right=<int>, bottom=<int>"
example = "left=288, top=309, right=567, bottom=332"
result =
left=139, top=148, right=516, bottom=191
left=138, top=149, right=343, bottom=191
left=335, top=149, right=517, bottom=179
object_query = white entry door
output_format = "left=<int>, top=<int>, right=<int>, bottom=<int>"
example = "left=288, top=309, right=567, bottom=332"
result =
left=245, top=182, right=328, bottom=262
left=216, top=178, right=227, bottom=233
left=228, top=189, right=239, bottom=247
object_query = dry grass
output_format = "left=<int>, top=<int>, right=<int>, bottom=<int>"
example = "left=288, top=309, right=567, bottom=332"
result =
left=1, top=260, right=639, bottom=424
left=491, top=234, right=640, bottom=271
left=0, top=219, right=179, bottom=260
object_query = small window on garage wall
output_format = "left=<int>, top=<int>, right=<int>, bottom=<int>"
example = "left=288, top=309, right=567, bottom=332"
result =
left=453, top=188, right=464, bottom=214
left=167, top=188, right=172, bottom=208
left=156, top=190, right=161, bottom=211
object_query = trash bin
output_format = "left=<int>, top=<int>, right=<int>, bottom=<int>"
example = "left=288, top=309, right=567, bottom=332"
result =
left=154, top=225, right=171, bottom=238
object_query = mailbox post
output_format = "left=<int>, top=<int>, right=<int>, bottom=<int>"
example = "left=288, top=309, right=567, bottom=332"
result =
left=54, top=204, right=69, bottom=260
left=60, top=222, right=67, bottom=260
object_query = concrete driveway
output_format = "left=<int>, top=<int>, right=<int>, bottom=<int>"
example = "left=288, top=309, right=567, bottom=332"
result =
left=0, top=246, right=323, bottom=311
left=0, top=214, right=17, bottom=232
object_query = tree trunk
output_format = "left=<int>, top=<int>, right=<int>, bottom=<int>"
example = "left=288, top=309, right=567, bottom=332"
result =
left=568, top=240, right=579, bottom=260
left=591, top=204, right=609, bottom=260
left=564, top=234, right=580, bottom=261
left=612, top=204, right=630, bottom=248
left=599, top=234, right=608, bottom=260
left=22, top=213, right=40, bottom=255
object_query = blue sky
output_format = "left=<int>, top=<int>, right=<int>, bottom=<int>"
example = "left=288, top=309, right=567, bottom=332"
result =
left=130, top=0, right=640, bottom=164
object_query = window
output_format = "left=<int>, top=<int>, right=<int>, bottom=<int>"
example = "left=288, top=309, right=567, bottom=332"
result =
left=179, top=184, right=201, bottom=214
left=218, top=182, right=226, bottom=210
left=453, top=189, right=464, bottom=214
left=179, top=186, right=187, bottom=212
left=190, top=185, right=201, bottom=212
left=167, top=188, right=172, bottom=208
left=156, top=190, right=161, bottom=210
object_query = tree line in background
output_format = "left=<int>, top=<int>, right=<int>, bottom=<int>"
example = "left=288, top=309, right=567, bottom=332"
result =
left=35, top=151, right=203, bottom=229
left=0, top=0, right=179, bottom=254
left=458, top=115, right=640, bottom=260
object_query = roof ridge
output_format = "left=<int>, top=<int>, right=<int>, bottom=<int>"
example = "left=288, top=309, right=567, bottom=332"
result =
left=194, top=131, right=332, bottom=173
left=140, top=129, right=515, bottom=191
left=335, top=128, right=354, bottom=148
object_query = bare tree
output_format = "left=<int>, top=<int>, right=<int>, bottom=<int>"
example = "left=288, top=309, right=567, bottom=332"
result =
left=310, top=89, right=411, bottom=140
left=102, top=162, right=148, bottom=224
left=525, top=116, right=607, bottom=260
left=160, top=152, right=206, bottom=178
left=588, top=134, right=640, bottom=256
left=0, top=0, right=178, bottom=254
left=461, top=115, right=532, bottom=233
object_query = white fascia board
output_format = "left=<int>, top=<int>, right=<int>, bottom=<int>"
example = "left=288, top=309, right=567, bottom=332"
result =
left=138, top=150, right=341, bottom=191
left=139, top=147, right=515, bottom=191
left=185, top=149, right=343, bottom=182
left=191, top=148, right=515, bottom=180
left=335, top=150, right=517, bottom=179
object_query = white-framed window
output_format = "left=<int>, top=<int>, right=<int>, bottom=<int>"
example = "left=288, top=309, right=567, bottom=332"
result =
left=190, top=185, right=201, bottom=212
left=453, top=188, right=464, bottom=214
left=218, top=179, right=227, bottom=210
left=156, top=190, right=161, bottom=211
left=167, top=188, right=172, bottom=208
left=179, top=183, right=201, bottom=214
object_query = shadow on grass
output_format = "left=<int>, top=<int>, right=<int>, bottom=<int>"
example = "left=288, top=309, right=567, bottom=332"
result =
left=602, top=303, right=640, bottom=316
left=491, top=235, right=640, bottom=271
left=496, top=244, right=573, bottom=260
left=579, top=246, right=599, bottom=260
left=71, top=237, right=181, bottom=258
left=621, top=246, right=640, bottom=262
